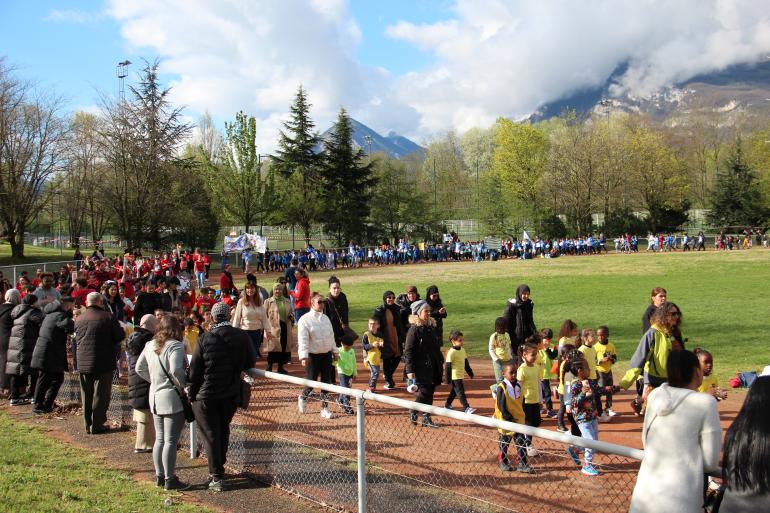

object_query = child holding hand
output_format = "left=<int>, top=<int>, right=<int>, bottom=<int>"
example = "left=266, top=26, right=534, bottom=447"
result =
left=493, top=362, right=534, bottom=474
left=570, top=358, right=600, bottom=476
left=362, top=318, right=384, bottom=392
left=539, top=328, right=558, bottom=418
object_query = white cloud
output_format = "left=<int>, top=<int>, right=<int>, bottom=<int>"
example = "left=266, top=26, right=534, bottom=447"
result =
left=387, top=0, right=770, bottom=134
left=105, top=0, right=419, bottom=152
left=44, top=9, right=101, bottom=24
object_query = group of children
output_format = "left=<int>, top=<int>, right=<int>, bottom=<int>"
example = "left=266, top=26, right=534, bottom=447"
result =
left=330, top=310, right=726, bottom=479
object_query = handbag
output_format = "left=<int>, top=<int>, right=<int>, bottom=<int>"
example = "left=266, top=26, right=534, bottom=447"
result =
left=157, top=355, right=195, bottom=423
left=239, top=378, right=252, bottom=410
left=330, top=298, right=358, bottom=342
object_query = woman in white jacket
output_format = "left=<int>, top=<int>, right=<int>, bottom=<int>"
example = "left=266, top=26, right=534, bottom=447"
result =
left=296, top=293, right=338, bottom=419
left=629, top=349, right=722, bottom=513
left=135, top=314, right=189, bottom=491
left=231, top=282, right=272, bottom=360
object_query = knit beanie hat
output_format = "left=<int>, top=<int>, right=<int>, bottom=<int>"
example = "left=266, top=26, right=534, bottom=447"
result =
left=410, top=300, right=429, bottom=315
left=211, top=302, right=230, bottom=322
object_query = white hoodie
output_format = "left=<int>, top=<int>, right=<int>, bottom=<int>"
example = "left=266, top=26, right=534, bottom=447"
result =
left=629, top=383, right=722, bottom=513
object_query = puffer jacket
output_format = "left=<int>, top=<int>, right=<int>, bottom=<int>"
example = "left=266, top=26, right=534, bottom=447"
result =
left=5, top=303, right=45, bottom=376
left=403, top=314, right=443, bottom=386
left=188, top=324, right=256, bottom=401
left=31, top=301, right=74, bottom=373
left=126, top=327, right=153, bottom=410
left=0, top=303, right=15, bottom=388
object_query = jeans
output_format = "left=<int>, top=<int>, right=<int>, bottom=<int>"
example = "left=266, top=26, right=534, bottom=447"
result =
left=294, top=307, right=310, bottom=321
left=195, top=271, right=206, bottom=288
left=499, top=433, right=528, bottom=467
left=492, top=359, right=511, bottom=384
left=338, top=373, right=353, bottom=409
left=152, top=411, right=185, bottom=479
left=540, top=379, right=553, bottom=410
left=367, top=363, right=380, bottom=390
left=598, top=371, right=614, bottom=409
left=578, top=418, right=599, bottom=465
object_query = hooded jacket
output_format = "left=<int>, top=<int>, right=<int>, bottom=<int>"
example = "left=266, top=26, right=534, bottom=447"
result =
left=6, top=303, right=45, bottom=376
left=126, top=327, right=154, bottom=410
left=629, top=383, right=721, bottom=513
left=31, top=301, right=74, bottom=372
left=0, top=302, right=16, bottom=388
left=502, top=285, right=536, bottom=356
left=620, top=325, right=672, bottom=389
left=373, top=292, right=405, bottom=359
left=403, top=314, right=442, bottom=386
left=425, top=285, right=446, bottom=346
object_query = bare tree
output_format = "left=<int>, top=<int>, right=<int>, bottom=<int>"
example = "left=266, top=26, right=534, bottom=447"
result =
left=0, top=59, right=68, bottom=258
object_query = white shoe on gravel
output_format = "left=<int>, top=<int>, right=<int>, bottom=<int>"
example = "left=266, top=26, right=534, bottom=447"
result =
left=297, top=396, right=307, bottom=414
left=320, top=408, right=333, bottom=419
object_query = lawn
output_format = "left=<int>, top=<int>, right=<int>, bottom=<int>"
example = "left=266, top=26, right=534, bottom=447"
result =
left=0, top=411, right=209, bottom=513
left=311, top=250, right=770, bottom=385
left=0, top=243, right=73, bottom=266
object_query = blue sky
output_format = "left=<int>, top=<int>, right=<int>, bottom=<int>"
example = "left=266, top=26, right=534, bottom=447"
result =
left=2, top=1, right=770, bottom=150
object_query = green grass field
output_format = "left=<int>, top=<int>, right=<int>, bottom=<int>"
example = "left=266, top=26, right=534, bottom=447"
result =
left=312, top=250, right=770, bottom=385
left=0, top=243, right=71, bottom=266
left=0, top=412, right=208, bottom=513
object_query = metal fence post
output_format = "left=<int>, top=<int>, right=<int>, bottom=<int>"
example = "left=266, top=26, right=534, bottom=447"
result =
left=13, top=265, right=17, bottom=287
left=356, top=395, right=366, bottom=513
left=190, top=420, right=197, bottom=459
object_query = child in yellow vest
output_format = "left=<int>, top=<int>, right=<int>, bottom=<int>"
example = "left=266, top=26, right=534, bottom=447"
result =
left=538, top=328, right=558, bottom=418
left=517, top=343, right=542, bottom=457
left=578, top=328, right=608, bottom=422
left=443, top=330, right=475, bottom=414
left=493, top=362, right=533, bottom=474
left=595, top=325, right=618, bottom=419
left=361, top=318, right=384, bottom=392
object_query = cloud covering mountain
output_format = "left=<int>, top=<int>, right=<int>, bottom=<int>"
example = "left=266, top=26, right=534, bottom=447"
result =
left=105, top=0, right=770, bottom=149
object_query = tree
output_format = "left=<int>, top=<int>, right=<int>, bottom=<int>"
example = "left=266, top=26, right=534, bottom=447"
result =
left=420, top=131, right=471, bottom=220
left=99, top=59, right=192, bottom=249
left=196, top=110, right=222, bottom=164
left=492, top=119, right=548, bottom=213
left=370, top=157, right=431, bottom=242
left=208, top=111, right=276, bottom=234
left=273, top=86, right=323, bottom=243
left=320, top=107, right=376, bottom=245
left=707, top=138, right=767, bottom=227
left=0, top=59, right=67, bottom=258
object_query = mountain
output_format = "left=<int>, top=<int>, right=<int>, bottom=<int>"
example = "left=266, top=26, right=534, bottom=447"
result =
left=529, top=57, right=770, bottom=124
left=319, top=118, right=425, bottom=159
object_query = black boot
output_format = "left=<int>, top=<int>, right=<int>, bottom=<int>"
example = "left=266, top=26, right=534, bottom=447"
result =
left=409, top=410, right=417, bottom=425
left=164, top=476, right=190, bottom=491
left=422, top=414, right=439, bottom=428
left=155, top=475, right=165, bottom=488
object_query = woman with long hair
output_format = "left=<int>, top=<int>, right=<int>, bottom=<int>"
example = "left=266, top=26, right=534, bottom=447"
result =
left=629, top=350, right=721, bottom=513
left=135, top=315, right=189, bottom=490
left=719, top=376, right=770, bottom=511
left=324, top=276, right=349, bottom=348
left=103, top=282, right=125, bottom=323
left=621, top=302, right=683, bottom=413
left=231, top=282, right=273, bottom=360
left=264, top=283, right=294, bottom=374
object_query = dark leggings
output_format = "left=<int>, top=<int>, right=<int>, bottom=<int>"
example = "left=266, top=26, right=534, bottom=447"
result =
left=411, top=384, right=436, bottom=419
left=382, top=357, right=401, bottom=385
left=301, top=352, right=334, bottom=409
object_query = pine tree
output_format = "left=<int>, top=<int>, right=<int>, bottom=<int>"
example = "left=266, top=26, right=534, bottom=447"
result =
left=321, top=108, right=377, bottom=245
left=273, top=86, right=323, bottom=243
left=707, top=139, right=767, bottom=227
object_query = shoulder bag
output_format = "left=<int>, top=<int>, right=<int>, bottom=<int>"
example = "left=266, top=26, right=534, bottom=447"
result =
left=157, top=353, right=195, bottom=423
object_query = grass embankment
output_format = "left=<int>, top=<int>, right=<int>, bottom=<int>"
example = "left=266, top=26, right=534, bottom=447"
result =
left=319, top=250, right=770, bottom=385
left=0, top=244, right=71, bottom=266
left=0, top=411, right=209, bottom=513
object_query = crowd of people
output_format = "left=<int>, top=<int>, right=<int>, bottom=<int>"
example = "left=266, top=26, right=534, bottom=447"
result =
left=0, top=244, right=767, bottom=511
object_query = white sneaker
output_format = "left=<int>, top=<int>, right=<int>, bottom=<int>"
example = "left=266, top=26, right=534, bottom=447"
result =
left=297, top=396, right=307, bottom=414
left=607, top=408, right=618, bottom=417
left=464, top=407, right=477, bottom=415
left=598, top=412, right=611, bottom=423
left=320, top=408, right=333, bottom=419
left=526, top=446, right=539, bottom=457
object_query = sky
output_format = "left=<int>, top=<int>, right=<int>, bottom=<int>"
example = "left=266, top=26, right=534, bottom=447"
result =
left=2, top=1, right=770, bottom=151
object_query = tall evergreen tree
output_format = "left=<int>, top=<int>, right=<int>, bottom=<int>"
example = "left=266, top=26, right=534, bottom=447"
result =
left=321, top=108, right=377, bottom=245
left=707, top=139, right=767, bottom=227
left=273, top=86, right=323, bottom=243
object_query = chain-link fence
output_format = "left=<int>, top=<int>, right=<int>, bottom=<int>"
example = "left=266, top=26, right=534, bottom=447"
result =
left=58, top=368, right=131, bottom=428
left=219, top=371, right=643, bottom=513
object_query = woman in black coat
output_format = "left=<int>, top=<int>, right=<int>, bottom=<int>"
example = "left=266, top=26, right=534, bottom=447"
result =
left=127, top=313, right=158, bottom=453
left=425, top=285, right=447, bottom=346
left=324, top=276, right=349, bottom=347
left=6, top=294, right=45, bottom=405
left=373, top=290, right=405, bottom=390
left=31, top=298, right=75, bottom=413
left=0, top=289, right=21, bottom=395
left=103, top=282, right=126, bottom=323
left=502, top=284, right=537, bottom=358
left=403, top=300, right=443, bottom=428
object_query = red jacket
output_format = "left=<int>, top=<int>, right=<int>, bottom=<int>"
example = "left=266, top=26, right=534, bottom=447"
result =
left=289, top=276, right=311, bottom=309
left=219, top=272, right=236, bottom=292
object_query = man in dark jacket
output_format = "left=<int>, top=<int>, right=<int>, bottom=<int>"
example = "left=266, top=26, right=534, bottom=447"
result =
left=133, top=281, right=164, bottom=325
left=31, top=298, right=75, bottom=413
left=75, top=292, right=125, bottom=434
left=188, top=302, right=257, bottom=491
left=6, top=294, right=45, bottom=405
